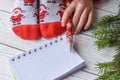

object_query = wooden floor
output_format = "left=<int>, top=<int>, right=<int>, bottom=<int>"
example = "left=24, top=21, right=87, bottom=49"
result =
left=0, top=0, right=119, bottom=80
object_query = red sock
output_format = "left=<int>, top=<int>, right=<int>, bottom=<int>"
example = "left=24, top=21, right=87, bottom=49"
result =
left=10, top=0, right=41, bottom=40
left=39, top=0, right=66, bottom=38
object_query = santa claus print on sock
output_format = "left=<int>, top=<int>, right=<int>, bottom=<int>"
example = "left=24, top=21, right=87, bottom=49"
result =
left=10, top=7, right=25, bottom=25
left=10, top=0, right=73, bottom=40
left=40, top=4, right=49, bottom=22
left=39, top=0, right=66, bottom=38
left=23, top=0, right=35, bottom=6
left=33, top=7, right=39, bottom=23
left=10, top=0, right=41, bottom=40
left=57, top=4, right=66, bottom=20
left=47, top=0, right=56, bottom=3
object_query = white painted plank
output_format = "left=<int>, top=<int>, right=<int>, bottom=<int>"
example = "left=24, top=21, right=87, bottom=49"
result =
left=0, top=44, right=23, bottom=80
left=73, top=35, right=115, bottom=74
left=65, top=71, right=98, bottom=80
left=94, top=8, right=116, bottom=21
left=65, top=70, right=99, bottom=80
left=0, top=55, right=14, bottom=80
left=73, top=71, right=98, bottom=80
left=0, top=0, right=14, bottom=12
left=0, top=44, right=22, bottom=57
left=65, top=76, right=86, bottom=80
left=94, top=0, right=120, bottom=13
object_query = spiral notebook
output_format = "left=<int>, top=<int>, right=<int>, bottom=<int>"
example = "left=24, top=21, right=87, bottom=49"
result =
left=9, top=34, right=85, bottom=80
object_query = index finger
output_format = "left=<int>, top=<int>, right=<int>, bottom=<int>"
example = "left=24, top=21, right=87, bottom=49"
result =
left=61, top=2, right=75, bottom=27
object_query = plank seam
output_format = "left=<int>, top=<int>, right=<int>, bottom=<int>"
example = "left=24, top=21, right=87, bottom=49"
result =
left=0, top=43, right=25, bottom=52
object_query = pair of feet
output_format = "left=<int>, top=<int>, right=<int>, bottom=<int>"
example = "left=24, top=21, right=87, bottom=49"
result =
left=10, top=0, right=70, bottom=40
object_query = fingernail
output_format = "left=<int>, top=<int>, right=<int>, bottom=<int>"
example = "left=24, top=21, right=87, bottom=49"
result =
left=84, top=28, right=87, bottom=30
left=84, top=27, right=87, bottom=30
left=74, top=31, right=77, bottom=35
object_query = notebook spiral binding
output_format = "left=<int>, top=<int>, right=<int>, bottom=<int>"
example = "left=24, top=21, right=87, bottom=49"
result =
left=11, top=36, right=64, bottom=62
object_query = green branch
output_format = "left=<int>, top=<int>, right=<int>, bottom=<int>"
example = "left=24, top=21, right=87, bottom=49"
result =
left=92, top=4, right=120, bottom=80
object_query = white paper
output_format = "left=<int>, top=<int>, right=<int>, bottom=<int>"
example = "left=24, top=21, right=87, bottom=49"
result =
left=9, top=34, right=85, bottom=80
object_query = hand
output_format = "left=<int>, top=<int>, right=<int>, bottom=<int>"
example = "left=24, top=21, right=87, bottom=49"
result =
left=62, top=0, right=94, bottom=34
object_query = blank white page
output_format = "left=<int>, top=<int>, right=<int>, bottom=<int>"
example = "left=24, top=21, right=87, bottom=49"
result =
left=9, top=34, right=85, bottom=80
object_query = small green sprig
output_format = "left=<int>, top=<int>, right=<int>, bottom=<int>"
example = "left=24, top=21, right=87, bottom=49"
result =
left=92, top=4, right=120, bottom=80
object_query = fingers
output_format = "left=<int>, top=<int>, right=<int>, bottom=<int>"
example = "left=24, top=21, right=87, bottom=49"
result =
left=84, top=11, right=93, bottom=30
left=62, top=0, right=94, bottom=35
left=72, top=4, right=84, bottom=28
left=74, top=9, right=90, bottom=34
left=61, top=2, right=75, bottom=27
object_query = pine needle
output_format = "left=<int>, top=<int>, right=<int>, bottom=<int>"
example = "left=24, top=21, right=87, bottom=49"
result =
left=92, top=4, right=120, bottom=80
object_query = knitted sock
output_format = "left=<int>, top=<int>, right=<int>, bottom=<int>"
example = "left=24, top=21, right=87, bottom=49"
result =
left=39, top=0, right=66, bottom=38
left=10, top=0, right=41, bottom=40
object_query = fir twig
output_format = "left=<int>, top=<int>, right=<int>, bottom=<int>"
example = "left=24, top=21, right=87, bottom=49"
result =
left=92, top=4, right=120, bottom=80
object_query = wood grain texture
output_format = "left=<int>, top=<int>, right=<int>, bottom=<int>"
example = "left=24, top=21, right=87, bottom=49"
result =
left=0, top=44, right=22, bottom=80
left=0, top=0, right=119, bottom=80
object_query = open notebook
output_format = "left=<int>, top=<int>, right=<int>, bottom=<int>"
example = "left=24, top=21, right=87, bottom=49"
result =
left=9, top=34, right=85, bottom=80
